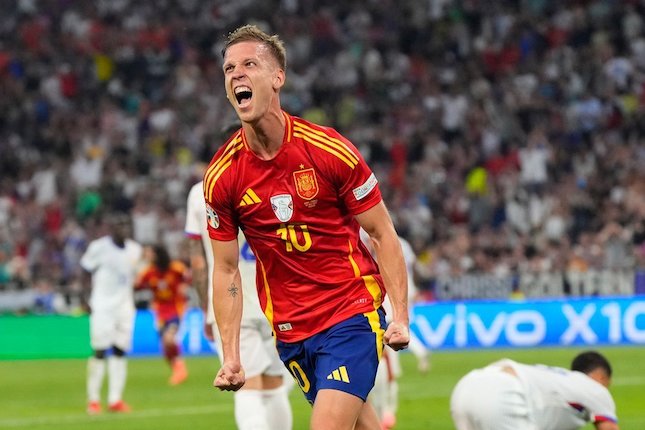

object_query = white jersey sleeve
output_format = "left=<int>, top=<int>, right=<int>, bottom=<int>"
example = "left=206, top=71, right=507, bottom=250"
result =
left=185, top=182, right=206, bottom=236
left=81, top=236, right=143, bottom=312
left=80, top=239, right=102, bottom=272
left=398, top=236, right=418, bottom=301
left=185, top=181, right=216, bottom=323
left=185, top=181, right=264, bottom=323
left=238, top=231, right=264, bottom=321
left=185, top=181, right=213, bottom=260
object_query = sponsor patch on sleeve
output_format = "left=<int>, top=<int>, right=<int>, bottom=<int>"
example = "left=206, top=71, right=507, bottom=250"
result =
left=352, top=173, right=378, bottom=201
left=205, top=203, right=220, bottom=229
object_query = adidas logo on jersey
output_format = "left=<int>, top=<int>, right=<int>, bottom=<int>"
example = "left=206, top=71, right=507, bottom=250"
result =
left=239, top=188, right=262, bottom=207
left=326, top=366, right=350, bottom=383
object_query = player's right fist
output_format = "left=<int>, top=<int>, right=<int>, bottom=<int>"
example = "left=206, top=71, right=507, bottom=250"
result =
left=214, top=362, right=245, bottom=391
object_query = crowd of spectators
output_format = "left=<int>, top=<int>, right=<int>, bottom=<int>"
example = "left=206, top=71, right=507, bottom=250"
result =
left=0, top=0, right=644, bottom=312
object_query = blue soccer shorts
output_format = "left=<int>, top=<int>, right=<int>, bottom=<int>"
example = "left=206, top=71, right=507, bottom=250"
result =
left=276, top=308, right=386, bottom=404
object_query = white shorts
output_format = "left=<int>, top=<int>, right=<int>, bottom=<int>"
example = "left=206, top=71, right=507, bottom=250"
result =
left=370, top=347, right=401, bottom=418
left=450, top=365, right=537, bottom=430
left=382, top=346, right=402, bottom=379
left=89, top=305, right=135, bottom=352
left=212, top=317, right=285, bottom=379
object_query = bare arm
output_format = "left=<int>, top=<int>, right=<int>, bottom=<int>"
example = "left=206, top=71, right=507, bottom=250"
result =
left=355, top=201, right=410, bottom=350
left=595, top=421, right=619, bottom=430
left=187, top=239, right=208, bottom=313
left=210, top=237, right=244, bottom=391
left=187, top=239, right=215, bottom=340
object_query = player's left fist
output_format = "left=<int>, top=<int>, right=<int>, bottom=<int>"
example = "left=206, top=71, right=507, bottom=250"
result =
left=384, top=321, right=410, bottom=351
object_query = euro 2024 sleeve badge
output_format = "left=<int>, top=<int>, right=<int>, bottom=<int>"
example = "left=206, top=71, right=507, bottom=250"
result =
left=205, top=203, right=220, bottom=229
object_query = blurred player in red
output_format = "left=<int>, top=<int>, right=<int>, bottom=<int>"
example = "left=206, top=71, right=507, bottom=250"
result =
left=205, top=25, right=409, bottom=430
left=136, top=244, right=190, bottom=385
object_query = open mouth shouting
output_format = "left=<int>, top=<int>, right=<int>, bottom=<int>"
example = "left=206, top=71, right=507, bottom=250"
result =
left=234, top=86, right=253, bottom=108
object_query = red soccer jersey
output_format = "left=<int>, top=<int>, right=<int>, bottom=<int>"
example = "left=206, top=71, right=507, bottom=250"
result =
left=204, top=112, right=385, bottom=342
left=136, top=261, right=189, bottom=323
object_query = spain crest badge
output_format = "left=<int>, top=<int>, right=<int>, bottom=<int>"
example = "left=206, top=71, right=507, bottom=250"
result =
left=293, top=168, right=319, bottom=200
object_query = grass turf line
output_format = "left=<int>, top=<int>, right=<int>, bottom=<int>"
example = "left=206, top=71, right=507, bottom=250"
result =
left=1, top=346, right=643, bottom=429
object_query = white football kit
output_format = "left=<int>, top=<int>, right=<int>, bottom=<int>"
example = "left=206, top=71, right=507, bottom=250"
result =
left=362, top=231, right=430, bottom=425
left=80, top=236, right=143, bottom=351
left=450, top=359, right=618, bottom=430
left=185, top=181, right=283, bottom=378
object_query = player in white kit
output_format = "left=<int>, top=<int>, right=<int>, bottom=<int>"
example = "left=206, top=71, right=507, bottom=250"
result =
left=80, top=213, right=143, bottom=415
left=450, top=351, right=619, bottom=430
left=361, top=230, right=429, bottom=429
left=185, top=180, right=292, bottom=430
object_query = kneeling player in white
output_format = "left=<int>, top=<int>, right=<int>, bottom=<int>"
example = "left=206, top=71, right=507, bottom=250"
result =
left=450, top=351, right=619, bottom=430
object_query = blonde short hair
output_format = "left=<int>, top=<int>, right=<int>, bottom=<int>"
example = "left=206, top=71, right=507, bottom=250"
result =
left=222, top=24, right=287, bottom=70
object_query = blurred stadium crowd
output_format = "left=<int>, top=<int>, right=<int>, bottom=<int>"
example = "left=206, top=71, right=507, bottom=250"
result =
left=0, top=0, right=644, bottom=313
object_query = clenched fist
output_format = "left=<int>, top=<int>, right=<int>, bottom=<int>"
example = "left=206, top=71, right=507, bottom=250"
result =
left=383, top=320, right=410, bottom=351
left=214, top=362, right=246, bottom=391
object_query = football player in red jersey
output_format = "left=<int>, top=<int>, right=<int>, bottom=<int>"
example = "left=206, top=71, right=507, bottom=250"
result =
left=203, top=25, right=410, bottom=430
left=136, top=244, right=190, bottom=385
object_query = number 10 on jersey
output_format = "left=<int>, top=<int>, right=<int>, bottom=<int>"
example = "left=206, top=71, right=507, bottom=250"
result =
left=276, top=223, right=312, bottom=252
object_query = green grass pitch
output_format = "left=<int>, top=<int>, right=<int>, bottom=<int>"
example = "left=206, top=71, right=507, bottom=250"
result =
left=1, top=346, right=643, bottom=429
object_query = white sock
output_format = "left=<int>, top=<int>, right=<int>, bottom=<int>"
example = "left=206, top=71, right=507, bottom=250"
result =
left=87, top=357, right=106, bottom=402
left=263, top=385, right=292, bottom=430
left=387, top=379, right=399, bottom=415
left=234, top=389, right=269, bottom=430
left=107, top=356, right=127, bottom=405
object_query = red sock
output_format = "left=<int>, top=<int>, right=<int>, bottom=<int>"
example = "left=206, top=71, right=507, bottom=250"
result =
left=164, top=343, right=179, bottom=364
